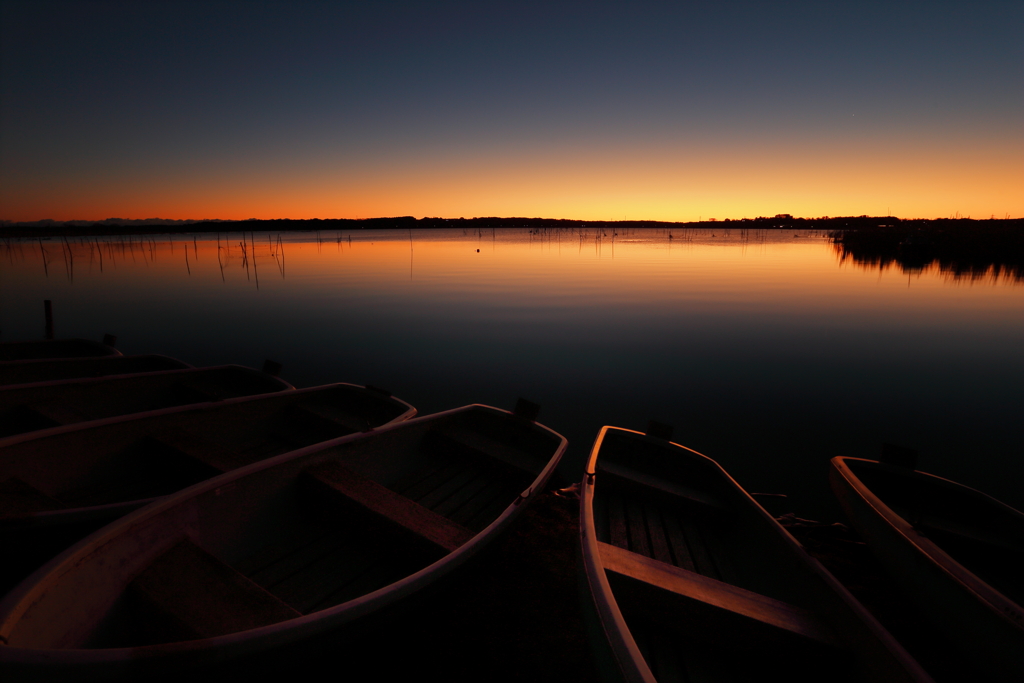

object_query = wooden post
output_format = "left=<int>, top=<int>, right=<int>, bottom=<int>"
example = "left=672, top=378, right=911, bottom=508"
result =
left=44, top=300, right=54, bottom=339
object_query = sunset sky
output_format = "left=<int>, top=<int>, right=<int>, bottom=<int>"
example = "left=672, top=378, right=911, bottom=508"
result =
left=2, top=1, right=1021, bottom=222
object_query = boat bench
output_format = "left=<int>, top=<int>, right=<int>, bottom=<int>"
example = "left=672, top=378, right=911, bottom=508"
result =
left=127, top=538, right=301, bottom=641
left=0, top=476, right=67, bottom=518
left=598, top=462, right=729, bottom=515
left=301, top=460, right=475, bottom=559
left=26, top=400, right=91, bottom=424
left=601, top=489, right=725, bottom=579
left=599, top=541, right=837, bottom=650
left=915, top=515, right=1024, bottom=557
left=424, top=427, right=539, bottom=475
left=151, top=428, right=236, bottom=473
left=269, top=404, right=357, bottom=447
left=56, top=436, right=224, bottom=507
left=0, top=403, right=71, bottom=437
left=294, top=400, right=374, bottom=435
left=161, top=382, right=222, bottom=407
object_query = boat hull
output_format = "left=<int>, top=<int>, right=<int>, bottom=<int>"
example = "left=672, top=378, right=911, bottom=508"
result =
left=0, top=339, right=120, bottom=362
left=580, top=427, right=930, bottom=683
left=0, top=382, right=415, bottom=592
left=0, top=365, right=293, bottom=438
left=829, top=457, right=1024, bottom=681
left=0, top=355, right=190, bottom=387
left=0, top=404, right=566, bottom=679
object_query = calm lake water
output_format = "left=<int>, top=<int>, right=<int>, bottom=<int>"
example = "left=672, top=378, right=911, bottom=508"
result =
left=3, top=228, right=1023, bottom=517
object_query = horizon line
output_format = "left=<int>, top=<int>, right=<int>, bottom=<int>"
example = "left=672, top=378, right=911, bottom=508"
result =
left=3, top=213, right=1020, bottom=227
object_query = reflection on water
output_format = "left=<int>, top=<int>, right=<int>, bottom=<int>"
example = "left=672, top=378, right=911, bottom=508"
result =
left=2, top=229, right=1023, bottom=517
left=831, top=220, right=1024, bottom=284
left=8, top=233, right=289, bottom=286
left=833, top=245, right=1024, bottom=285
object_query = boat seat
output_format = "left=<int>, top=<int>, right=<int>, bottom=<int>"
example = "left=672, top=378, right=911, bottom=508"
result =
left=301, top=460, right=474, bottom=558
left=0, top=406, right=58, bottom=437
left=56, top=436, right=223, bottom=507
left=127, top=538, right=301, bottom=641
left=599, top=541, right=837, bottom=650
left=915, top=515, right=1024, bottom=557
left=424, top=427, right=538, bottom=474
left=150, top=428, right=233, bottom=473
left=0, top=476, right=67, bottom=519
left=23, top=401, right=90, bottom=425
left=294, top=401, right=373, bottom=435
left=598, top=462, right=729, bottom=513
left=270, top=404, right=355, bottom=446
left=164, top=382, right=220, bottom=406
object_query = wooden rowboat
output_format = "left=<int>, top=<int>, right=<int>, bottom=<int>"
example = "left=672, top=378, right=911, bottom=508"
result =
left=0, top=382, right=416, bottom=592
left=0, top=355, right=190, bottom=387
left=0, top=339, right=120, bottom=362
left=580, top=426, right=932, bottom=683
left=830, top=456, right=1024, bottom=682
left=0, top=403, right=566, bottom=679
left=0, top=365, right=292, bottom=438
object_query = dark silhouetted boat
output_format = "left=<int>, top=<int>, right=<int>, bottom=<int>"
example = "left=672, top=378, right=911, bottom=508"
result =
left=0, top=339, right=120, bottom=362
left=580, top=426, right=932, bottom=683
left=0, top=382, right=416, bottom=592
left=0, top=354, right=190, bottom=387
left=0, top=403, right=566, bottom=679
left=830, top=456, right=1024, bottom=682
left=0, top=366, right=292, bottom=438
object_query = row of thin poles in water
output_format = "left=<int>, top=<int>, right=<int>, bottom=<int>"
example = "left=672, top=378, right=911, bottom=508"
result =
left=3, top=227, right=833, bottom=284
left=2, top=233, right=288, bottom=286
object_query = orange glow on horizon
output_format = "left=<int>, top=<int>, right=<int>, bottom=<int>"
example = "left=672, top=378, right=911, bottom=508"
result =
left=2, top=135, right=1021, bottom=223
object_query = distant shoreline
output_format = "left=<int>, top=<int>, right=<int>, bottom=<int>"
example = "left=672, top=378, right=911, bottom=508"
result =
left=1, top=215, right=1021, bottom=239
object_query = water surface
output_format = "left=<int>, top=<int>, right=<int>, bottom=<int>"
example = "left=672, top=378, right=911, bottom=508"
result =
left=3, top=228, right=1022, bottom=517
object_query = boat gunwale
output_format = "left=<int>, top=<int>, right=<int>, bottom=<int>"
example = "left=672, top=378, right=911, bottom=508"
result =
left=579, top=426, right=657, bottom=683
left=0, top=339, right=122, bottom=363
left=0, top=381, right=415, bottom=529
left=0, top=363, right=293, bottom=395
left=0, top=380, right=412, bottom=451
left=830, top=456, right=1024, bottom=631
left=0, top=353, right=187, bottom=370
left=0, top=403, right=566, bottom=674
left=0, top=355, right=193, bottom=386
left=580, top=427, right=931, bottom=683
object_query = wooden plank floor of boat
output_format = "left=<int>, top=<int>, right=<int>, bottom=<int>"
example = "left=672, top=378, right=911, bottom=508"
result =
left=230, top=428, right=537, bottom=616
left=595, top=480, right=853, bottom=682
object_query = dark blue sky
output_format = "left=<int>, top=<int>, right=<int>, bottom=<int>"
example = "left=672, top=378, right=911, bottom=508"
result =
left=2, top=1, right=1021, bottom=220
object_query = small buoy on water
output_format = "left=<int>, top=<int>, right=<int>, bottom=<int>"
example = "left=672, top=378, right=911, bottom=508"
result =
left=476, top=249, right=480, bottom=252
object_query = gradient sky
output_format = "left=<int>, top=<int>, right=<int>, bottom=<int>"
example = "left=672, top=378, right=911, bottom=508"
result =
left=2, top=1, right=1021, bottom=222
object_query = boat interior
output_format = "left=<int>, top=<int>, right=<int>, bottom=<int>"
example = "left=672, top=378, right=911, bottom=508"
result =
left=0, top=339, right=119, bottom=362
left=2, top=407, right=559, bottom=652
left=0, top=385, right=412, bottom=519
left=846, top=459, right=1024, bottom=607
left=593, top=431, right=864, bottom=682
left=0, top=355, right=190, bottom=387
left=0, top=366, right=289, bottom=438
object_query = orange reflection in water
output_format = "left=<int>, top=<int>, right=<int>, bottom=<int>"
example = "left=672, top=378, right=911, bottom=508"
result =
left=5, top=229, right=1020, bottom=323
left=4, top=228, right=1023, bottom=518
